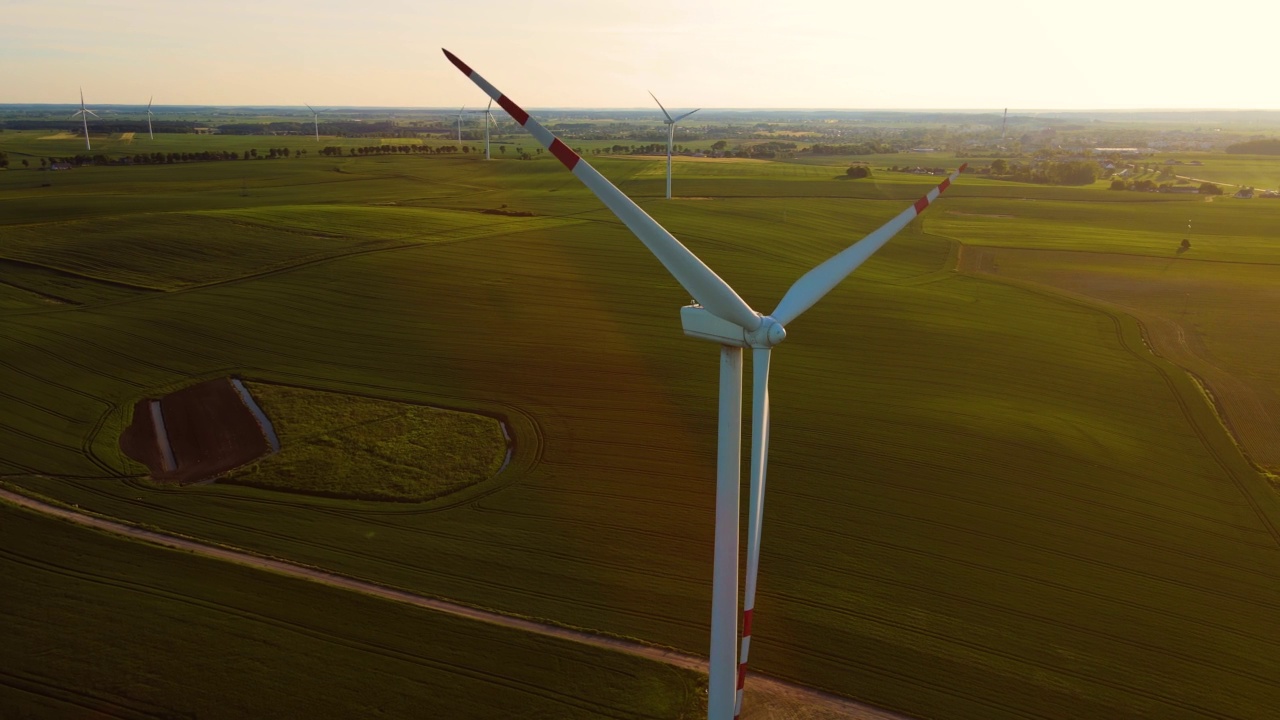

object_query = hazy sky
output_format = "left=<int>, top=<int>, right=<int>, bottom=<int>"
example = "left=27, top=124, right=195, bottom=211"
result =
left=4, top=0, right=1277, bottom=109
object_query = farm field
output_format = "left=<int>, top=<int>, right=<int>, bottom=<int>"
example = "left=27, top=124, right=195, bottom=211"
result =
left=957, top=246, right=1280, bottom=474
left=2, top=146, right=1280, bottom=719
left=0, top=501, right=700, bottom=719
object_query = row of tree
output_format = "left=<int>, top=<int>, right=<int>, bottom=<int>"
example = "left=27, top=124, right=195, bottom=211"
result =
left=986, top=159, right=1098, bottom=186
left=1109, top=179, right=1222, bottom=194
left=1225, top=138, right=1280, bottom=155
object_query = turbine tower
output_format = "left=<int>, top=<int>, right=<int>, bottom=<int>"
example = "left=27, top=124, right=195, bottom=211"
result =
left=146, top=96, right=155, bottom=140
left=650, top=92, right=698, bottom=199
left=305, top=104, right=327, bottom=142
left=1001, top=107, right=1008, bottom=141
left=71, top=88, right=98, bottom=151
left=443, top=49, right=964, bottom=720
left=456, top=105, right=466, bottom=146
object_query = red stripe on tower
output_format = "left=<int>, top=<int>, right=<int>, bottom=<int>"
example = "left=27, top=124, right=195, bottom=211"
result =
left=938, top=177, right=951, bottom=193
left=736, top=663, right=747, bottom=688
left=496, top=96, right=529, bottom=126
left=742, top=608, right=753, bottom=636
left=913, top=196, right=930, bottom=214
left=441, top=49, right=473, bottom=77
left=549, top=139, right=580, bottom=170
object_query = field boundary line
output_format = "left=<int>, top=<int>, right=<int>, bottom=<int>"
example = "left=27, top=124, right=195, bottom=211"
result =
left=0, top=485, right=914, bottom=720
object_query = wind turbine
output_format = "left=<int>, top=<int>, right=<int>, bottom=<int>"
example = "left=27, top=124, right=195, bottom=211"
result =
left=456, top=105, right=466, bottom=146
left=146, top=96, right=155, bottom=140
left=1001, top=107, right=1008, bottom=141
left=650, top=92, right=699, bottom=199
left=444, top=49, right=963, bottom=720
left=71, top=88, right=98, bottom=151
left=305, top=104, right=327, bottom=142
left=483, top=99, right=496, bottom=160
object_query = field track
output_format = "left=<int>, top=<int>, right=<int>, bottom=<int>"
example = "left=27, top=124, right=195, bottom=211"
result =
left=0, top=487, right=912, bottom=720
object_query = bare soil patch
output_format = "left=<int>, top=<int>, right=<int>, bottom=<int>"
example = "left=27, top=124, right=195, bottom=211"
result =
left=120, top=378, right=273, bottom=484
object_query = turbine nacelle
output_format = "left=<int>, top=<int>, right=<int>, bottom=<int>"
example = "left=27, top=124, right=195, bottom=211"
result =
left=681, top=306, right=785, bottom=349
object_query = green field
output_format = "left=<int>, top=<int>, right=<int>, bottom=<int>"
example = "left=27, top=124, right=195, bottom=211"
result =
left=2, top=137, right=1280, bottom=720
left=0, top=502, right=700, bottom=718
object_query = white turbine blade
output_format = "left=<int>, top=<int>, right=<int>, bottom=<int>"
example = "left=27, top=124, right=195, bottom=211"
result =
left=734, top=346, right=772, bottom=719
left=147, top=96, right=153, bottom=111
left=444, top=49, right=761, bottom=331
left=649, top=91, right=674, bottom=123
left=771, top=165, right=966, bottom=327
left=674, top=108, right=700, bottom=123
left=85, top=109, right=99, bottom=118
left=71, top=110, right=84, bottom=119
left=305, top=103, right=315, bottom=113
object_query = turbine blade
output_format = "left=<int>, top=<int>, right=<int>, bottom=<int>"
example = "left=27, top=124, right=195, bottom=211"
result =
left=71, top=110, right=84, bottom=119
left=85, top=109, right=99, bottom=118
left=147, top=96, right=153, bottom=110
left=305, top=103, right=315, bottom=113
left=674, top=108, right=700, bottom=123
left=443, top=49, right=761, bottom=331
left=771, top=165, right=966, bottom=326
left=649, top=91, right=674, bottom=123
left=734, top=346, right=772, bottom=719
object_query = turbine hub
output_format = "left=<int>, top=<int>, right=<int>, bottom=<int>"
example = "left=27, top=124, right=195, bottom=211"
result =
left=746, top=316, right=786, bottom=349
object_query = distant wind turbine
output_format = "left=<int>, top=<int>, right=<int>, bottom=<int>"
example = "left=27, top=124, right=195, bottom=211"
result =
left=650, top=92, right=699, bottom=199
left=483, top=99, right=496, bottom=160
left=456, top=105, right=466, bottom=145
left=444, top=48, right=964, bottom=720
left=71, top=88, right=98, bottom=151
left=1001, top=107, right=1008, bottom=140
left=305, top=104, right=327, bottom=142
left=146, top=96, right=155, bottom=140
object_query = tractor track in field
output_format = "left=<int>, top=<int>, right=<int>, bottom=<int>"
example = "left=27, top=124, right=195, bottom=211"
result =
left=0, top=487, right=912, bottom=720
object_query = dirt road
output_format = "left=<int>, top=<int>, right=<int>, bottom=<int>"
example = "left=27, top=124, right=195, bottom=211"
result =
left=0, top=487, right=913, bottom=720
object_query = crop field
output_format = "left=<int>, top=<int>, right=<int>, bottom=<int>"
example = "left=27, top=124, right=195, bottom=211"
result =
left=1165, top=153, right=1280, bottom=190
left=2, top=145, right=1280, bottom=720
left=956, top=246, right=1280, bottom=474
left=0, top=502, right=700, bottom=719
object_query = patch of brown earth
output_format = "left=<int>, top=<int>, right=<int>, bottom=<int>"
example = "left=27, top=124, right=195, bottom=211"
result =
left=120, top=378, right=271, bottom=484
left=119, top=399, right=163, bottom=474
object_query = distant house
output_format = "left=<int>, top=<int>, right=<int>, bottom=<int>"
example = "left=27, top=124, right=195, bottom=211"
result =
left=49, top=162, right=73, bottom=171
left=1260, top=190, right=1280, bottom=199
left=193, top=127, right=219, bottom=135
left=909, top=148, right=936, bottom=153
left=1188, top=160, right=1203, bottom=166
left=1234, top=188, right=1254, bottom=199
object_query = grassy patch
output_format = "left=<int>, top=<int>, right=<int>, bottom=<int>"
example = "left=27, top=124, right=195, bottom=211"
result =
left=223, top=383, right=506, bottom=501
